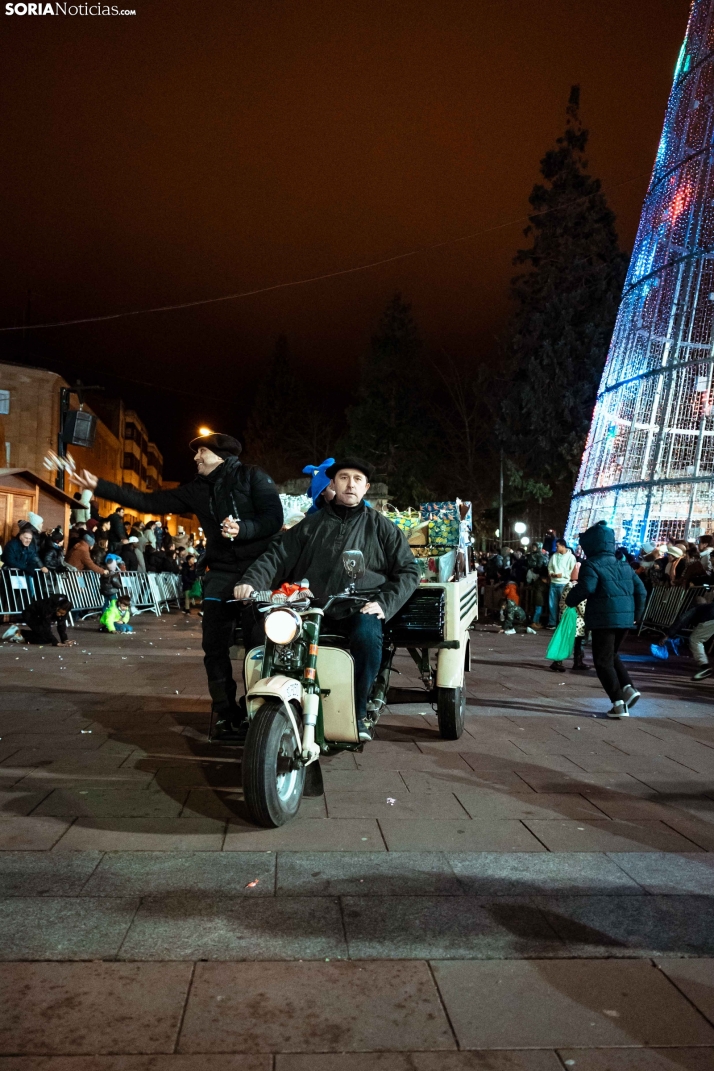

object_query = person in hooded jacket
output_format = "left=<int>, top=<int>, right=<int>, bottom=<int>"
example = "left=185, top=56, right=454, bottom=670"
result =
left=120, top=536, right=140, bottom=571
left=39, top=528, right=67, bottom=572
left=566, top=521, right=647, bottom=718
left=73, top=432, right=283, bottom=740
left=21, top=593, right=73, bottom=646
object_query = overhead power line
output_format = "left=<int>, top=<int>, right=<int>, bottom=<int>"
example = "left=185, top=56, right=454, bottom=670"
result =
left=0, top=175, right=643, bottom=333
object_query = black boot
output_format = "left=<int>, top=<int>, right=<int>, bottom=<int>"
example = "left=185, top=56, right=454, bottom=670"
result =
left=572, top=649, right=589, bottom=672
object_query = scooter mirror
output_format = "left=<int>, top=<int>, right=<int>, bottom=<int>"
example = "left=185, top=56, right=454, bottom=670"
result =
left=343, top=549, right=366, bottom=581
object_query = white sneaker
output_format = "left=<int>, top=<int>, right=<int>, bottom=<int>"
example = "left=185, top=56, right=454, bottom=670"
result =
left=607, top=700, right=629, bottom=719
left=526, top=627, right=536, bottom=634
left=503, top=628, right=516, bottom=635
left=622, top=684, right=641, bottom=707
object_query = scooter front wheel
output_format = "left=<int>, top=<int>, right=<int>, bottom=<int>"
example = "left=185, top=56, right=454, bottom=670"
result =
left=436, top=686, right=465, bottom=740
left=242, top=701, right=306, bottom=827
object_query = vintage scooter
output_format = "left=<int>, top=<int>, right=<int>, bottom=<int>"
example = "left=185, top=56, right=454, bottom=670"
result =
left=240, top=550, right=380, bottom=827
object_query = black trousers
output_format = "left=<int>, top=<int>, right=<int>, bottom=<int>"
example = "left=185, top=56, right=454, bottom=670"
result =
left=590, top=628, right=633, bottom=703
left=201, top=570, right=265, bottom=721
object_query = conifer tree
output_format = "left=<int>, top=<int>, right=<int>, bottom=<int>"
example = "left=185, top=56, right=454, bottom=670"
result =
left=341, top=293, right=435, bottom=504
left=500, top=86, right=629, bottom=498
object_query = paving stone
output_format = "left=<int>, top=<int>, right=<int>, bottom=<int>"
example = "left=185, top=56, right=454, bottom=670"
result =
left=3, top=750, right=131, bottom=770
left=0, top=896, right=138, bottom=959
left=400, top=770, right=535, bottom=793
left=0, top=788, right=52, bottom=816
left=178, top=961, right=456, bottom=1053
left=224, top=818, right=385, bottom=851
left=17, top=768, right=158, bottom=789
left=430, top=959, right=714, bottom=1048
left=656, top=812, right=714, bottom=851
left=0, top=1058, right=271, bottom=1069
left=556, top=1051, right=714, bottom=1071
left=119, top=894, right=346, bottom=960
left=581, top=795, right=696, bottom=821
left=0, top=962, right=193, bottom=1054
left=0, top=850, right=102, bottom=895
left=324, top=789, right=467, bottom=819
left=276, top=850, right=461, bottom=896
left=146, top=768, right=242, bottom=793
left=320, top=769, right=407, bottom=793
left=455, top=792, right=604, bottom=821
left=446, top=852, right=643, bottom=896
left=81, top=850, right=275, bottom=897
left=179, top=790, right=247, bottom=820
left=523, top=819, right=703, bottom=852
left=354, top=749, right=473, bottom=772
left=33, top=787, right=186, bottom=818
left=342, top=895, right=564, bottom=959
left=379, top=818, right=546, bottom=852
left=516, top=772, right=654, bottom=796
left=607, top=852, right=714, bottom=894
left=0, top=816, right=72, bottom=850
left=655, top=958, right=714, bottom=1025
left=276, top=1053, right=563, bottom=1070
left=52, top=818, right=225, bottom=851
left=537, top=894, right=714, bottom=956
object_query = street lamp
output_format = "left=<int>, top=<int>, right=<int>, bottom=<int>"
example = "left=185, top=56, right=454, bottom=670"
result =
left=198, top=426, right=213, bottom=437
left=520, top=536, right=530, bottom=547
left=514, top=522, right=527, bottom=535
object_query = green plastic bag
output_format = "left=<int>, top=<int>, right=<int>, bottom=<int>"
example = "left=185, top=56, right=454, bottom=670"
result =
left=545, top=605, right=577, bottom=661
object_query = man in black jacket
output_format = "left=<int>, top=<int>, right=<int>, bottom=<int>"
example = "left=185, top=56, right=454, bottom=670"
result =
left=108, top=508, right=128, bottom=552
left=235, top=457, right=420, bottom=740
left=75, top=432, right=284, bottom=737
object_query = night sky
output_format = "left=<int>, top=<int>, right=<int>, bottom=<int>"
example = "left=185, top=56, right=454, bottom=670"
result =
left=1, top=0, right=691, bottom=480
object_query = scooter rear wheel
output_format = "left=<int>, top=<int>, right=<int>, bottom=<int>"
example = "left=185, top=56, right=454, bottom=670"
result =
left=242, top=701, right=306, bottom=827
left=436, top=686, right=465, bottom=740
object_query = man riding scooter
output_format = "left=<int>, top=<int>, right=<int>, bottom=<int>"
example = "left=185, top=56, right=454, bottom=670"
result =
left=73, top=432, right=283, bottom=740
left=234, top=457, right=420, bottom=740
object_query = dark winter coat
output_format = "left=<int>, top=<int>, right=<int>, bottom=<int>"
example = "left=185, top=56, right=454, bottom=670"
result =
left=100, top=571, right=124, bottom=599
left=181, top=560, right=197, bottom=591
left=566, top=521, right=647, bottom=630
left=147, top=550, right=180, bottom=574
left=2, top=537, right=44, bottom=572
left=41, top=542, right=67, bottom=572
left=241, top=501, right=420, bottom=620
left=120, top=544, right=140, bottom=571
left=108, top=511, right=128, bottom=545
left=96, top=461, right=283, bottom=576
left=23, top=594, right=70, bottom=645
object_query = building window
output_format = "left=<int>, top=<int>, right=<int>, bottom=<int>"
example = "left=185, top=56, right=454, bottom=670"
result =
left=0, top=390, right=9, bottom=415
left=123, top=452, right=141, bottom=475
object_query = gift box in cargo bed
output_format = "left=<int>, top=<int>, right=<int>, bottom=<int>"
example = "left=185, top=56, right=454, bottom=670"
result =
left=411, top=546, right=457, bottom=583
left=419, top=501, right=472, bottom=547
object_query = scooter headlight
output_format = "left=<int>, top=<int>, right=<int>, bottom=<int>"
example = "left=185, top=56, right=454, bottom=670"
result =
left=264, top=607, right=301, bottom=645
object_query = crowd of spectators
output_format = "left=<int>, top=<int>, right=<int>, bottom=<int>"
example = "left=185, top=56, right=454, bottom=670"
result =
left=477, top=528, right=714, bottom=632
left=0, top=499, right=205, bottom=582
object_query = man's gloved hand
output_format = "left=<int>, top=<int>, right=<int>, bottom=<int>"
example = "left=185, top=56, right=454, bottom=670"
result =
left=360, top=601, right=385, bottom=619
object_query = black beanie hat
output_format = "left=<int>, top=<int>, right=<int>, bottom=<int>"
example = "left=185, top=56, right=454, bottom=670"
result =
left=189, top=433, right=243, bottom=458
left=325, top=457, right=374, bottom=482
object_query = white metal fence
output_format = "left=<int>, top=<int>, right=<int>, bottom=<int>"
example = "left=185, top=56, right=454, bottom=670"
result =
left=0, top=569, right=183, bottom=624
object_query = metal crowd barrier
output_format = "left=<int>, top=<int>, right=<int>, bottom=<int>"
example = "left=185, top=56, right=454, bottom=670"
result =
left=639, top=586, right=698, bottom=635
left=0, top=568, right=184, bottom=625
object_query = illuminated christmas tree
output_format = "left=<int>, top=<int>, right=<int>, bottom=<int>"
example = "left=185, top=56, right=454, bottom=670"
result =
left=566, top=0, right=714, bottom=548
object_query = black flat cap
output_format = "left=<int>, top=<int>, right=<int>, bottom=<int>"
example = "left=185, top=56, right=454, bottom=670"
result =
left=189, top=433, right=243, bottom=458
left=325, top=457, right=373, bottom=481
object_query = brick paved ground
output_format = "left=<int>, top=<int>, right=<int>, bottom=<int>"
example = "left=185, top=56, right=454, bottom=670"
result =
left=1, top=609, right=714, bottom=1069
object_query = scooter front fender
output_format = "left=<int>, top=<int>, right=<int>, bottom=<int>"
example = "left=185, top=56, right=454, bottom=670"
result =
left=246, top=675, right=304, bottom=717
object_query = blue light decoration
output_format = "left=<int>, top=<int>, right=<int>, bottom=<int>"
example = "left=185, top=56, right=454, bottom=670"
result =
left=566, top=0, right=714, bottom=549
